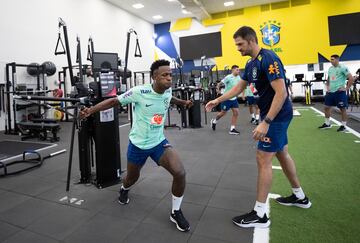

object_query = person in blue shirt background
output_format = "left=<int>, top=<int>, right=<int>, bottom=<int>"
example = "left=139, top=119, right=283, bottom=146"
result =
left=206, top=26, right=311, bottom=228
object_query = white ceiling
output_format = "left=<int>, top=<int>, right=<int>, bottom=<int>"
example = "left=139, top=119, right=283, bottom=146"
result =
left=105, top=0, right=286, bottom=24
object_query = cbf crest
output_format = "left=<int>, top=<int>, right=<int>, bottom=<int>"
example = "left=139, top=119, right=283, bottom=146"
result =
left=260, top=20, right=281, bottom=47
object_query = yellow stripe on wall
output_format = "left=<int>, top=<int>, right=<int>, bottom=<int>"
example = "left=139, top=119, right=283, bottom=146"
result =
left=170, top=18, right=192, bottom=32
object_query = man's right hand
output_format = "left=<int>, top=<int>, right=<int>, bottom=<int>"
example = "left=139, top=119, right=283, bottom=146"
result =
left=205, top=99, right=219, bottom=112
left=79, top=107, right=92, bottom=120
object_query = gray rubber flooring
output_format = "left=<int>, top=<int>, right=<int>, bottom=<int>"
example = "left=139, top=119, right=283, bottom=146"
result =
left=0, top=102, right=358, bottom=243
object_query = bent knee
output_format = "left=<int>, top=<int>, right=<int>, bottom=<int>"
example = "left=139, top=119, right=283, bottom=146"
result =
left=173, top=168, right=186, bottom=179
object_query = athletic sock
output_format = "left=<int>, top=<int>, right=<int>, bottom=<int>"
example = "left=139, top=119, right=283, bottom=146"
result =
left=325, top=118, right=330, bottom=125
left=212, top=118, right=217, bottom=124
left=341, top=121, right=347, bottom=127
left=255, top=114, right=260, bottom=120
left=121, top=184, right=131, bottom=190
left=254, top=201, right=268, bottom=218
left=251, top=113, right=255, bottom=119
left=292, top=187, right=305, bottom=200
left=172, top=194, right=184, bottom=213
left=230, top=125, right=235, bottom=130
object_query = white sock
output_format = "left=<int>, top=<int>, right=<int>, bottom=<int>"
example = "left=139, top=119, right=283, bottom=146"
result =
left=121, top=184, right=130, bottom=191
left=230, top=125, right=235, bottom=130
left=325, top=118, right=330, bottom=125
left=342, top=121, right=346, bottom=127
left=254, top=201, right=268, bottom=218
left=255, top=114, right=260, bottom=120
left=292, top=187, right=305, bottom=199
left=172, top=194, right=183, bottom=213
left=251, top=113, right=255, bottom=119
left=212, top=118, right=217, bottom=124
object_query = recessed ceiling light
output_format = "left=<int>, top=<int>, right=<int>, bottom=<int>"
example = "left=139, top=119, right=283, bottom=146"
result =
left=152, top=15, right=163, bottom=19
left=224, top=1, right=234, bottom=7
left=182, top=9, right=191, bottom=14
left=132, top=3, right=144, bottom=9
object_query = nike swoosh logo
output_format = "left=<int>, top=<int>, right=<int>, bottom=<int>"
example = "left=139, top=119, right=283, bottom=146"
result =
left=241, top=219, right=258, bottom=224
left=262, top=145, right=271, bottom=148
left=145, top=104, right=153, bottom=107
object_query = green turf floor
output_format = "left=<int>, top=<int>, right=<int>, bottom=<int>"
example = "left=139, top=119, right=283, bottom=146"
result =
left=269, top=108, right=360, bottom=243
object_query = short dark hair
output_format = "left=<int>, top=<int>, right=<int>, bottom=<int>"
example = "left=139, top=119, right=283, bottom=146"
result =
left=331, top=54, right=340, bottom=59
left=150, top=59, right=170, bottom=76
left=231, top=65, right=239, bottom=69
left=233, top=26, right=258, bottom=44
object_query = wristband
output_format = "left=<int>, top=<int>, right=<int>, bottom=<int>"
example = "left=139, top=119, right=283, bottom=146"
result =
left=264, top=116, right=272, bottom=124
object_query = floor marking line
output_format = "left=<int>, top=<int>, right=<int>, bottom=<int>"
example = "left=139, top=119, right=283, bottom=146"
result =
left=253, top=193, right=281, bottom=243
left=310, top=107, right=360, bottom=138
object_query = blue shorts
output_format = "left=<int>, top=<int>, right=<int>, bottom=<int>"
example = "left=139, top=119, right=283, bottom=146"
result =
left=324, top=91, right=348, bottom=109
left=247, top=96, right=258, bottom=105
left=127, top=139, right=171, bottom=166
left=258, top=120, right=291, bottom=152
left=221, top=99, right=239, bottom=111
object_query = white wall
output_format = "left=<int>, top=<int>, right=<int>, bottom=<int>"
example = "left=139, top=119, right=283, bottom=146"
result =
left=0, top=0, right=155, bottom=131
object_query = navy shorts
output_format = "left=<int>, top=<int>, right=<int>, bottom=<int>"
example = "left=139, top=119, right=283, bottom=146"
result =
left=324, top=91, right=348, bottom=109
left=258, top=120, right=291, bottom=152
left=221, top=99, right=239, bottom=111
left=247, top=96, right=258, bottom=105
left=127, top=139, right=171, bottom=166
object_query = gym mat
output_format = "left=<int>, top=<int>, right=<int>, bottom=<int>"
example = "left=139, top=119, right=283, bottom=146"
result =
left=0, top=140, right=57, bottom=162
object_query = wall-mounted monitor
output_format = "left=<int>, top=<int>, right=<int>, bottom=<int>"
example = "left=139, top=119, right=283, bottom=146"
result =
left=92, top=52, right=118, bottom=72
left=180, top=32, right=222, bottom=60
left=328, top=12, right=360, bottom=46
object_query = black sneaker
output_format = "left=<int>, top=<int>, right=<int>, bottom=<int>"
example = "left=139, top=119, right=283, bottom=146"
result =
left=254, top=119, right=259, bottom=125
left=232, top=210, right=270, bottom=228
left=250, top=118, right=255, bottom=124
left=118, top=187, right=129, bottom=205
left=170, top=209, right=190, bottom=232
left=229, top=128, right=240, bottom=135
left=275, top=194, right=312, bottom=208
left=337, top=125, right=346, bottom=132
left=318, top=123, right=331, bottom=129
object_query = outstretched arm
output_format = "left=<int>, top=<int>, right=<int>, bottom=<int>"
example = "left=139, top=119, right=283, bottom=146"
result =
left=80, top=97, right=119, bottom=119
left=171, top=96, right=193, bottom=108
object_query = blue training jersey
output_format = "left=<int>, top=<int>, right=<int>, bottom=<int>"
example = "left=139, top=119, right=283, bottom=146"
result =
left=241, top=48, right=292, bottom=122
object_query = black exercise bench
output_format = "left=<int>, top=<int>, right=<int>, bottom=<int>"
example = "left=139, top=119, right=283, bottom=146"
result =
left=17, top=121, right=60, bottom=142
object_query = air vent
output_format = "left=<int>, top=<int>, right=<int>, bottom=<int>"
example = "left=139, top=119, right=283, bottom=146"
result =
left=271, top=1, right=290, bottom=10
left=260, top=4, right=270, bottom=12
left=228, top=9, right=244, bottom=17
left=291, top=0, right=311, bottom=7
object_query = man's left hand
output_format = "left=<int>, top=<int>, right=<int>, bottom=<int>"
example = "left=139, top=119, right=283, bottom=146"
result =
left=252, top=121, right=270, bottom=141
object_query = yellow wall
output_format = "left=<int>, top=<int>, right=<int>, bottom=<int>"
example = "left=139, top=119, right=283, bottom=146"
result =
left=201, top=0, right=360, bottom=69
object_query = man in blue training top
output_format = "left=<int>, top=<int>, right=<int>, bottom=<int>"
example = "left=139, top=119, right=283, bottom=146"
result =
left=80, top=59, right=192, bottom=232
left=318, top=54, right=354, bottom=132
left=206, top=26, right=311, bottom=228
left=211, top=65, right=241, bottom=135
